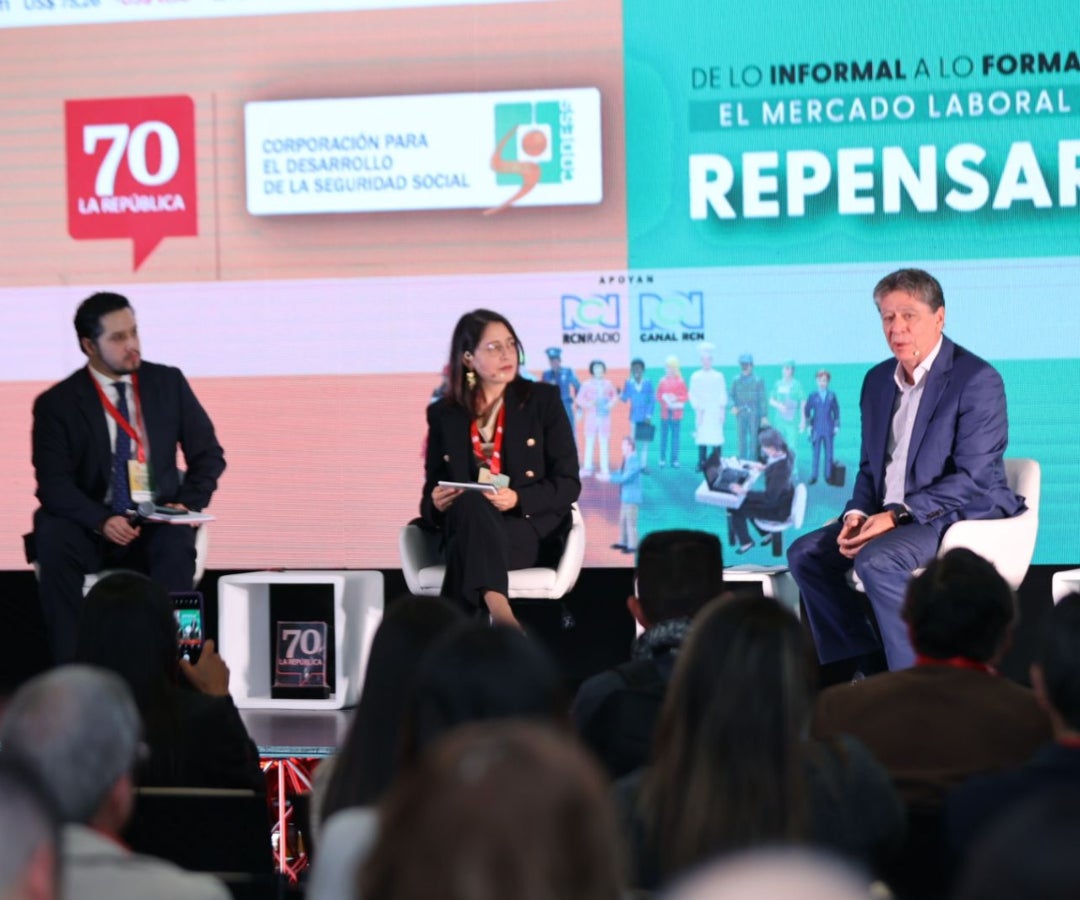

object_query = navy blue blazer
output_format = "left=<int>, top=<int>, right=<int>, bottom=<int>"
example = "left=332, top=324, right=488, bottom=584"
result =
left=421, top=379, right=580, bottom=540
left=845, top=336, right=1024, bottom=536
left=32, top=361, right=226, bottom=532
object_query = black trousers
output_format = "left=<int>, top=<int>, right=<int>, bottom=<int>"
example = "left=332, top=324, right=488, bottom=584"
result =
left=440, top=490, right=541, bottom=615
left=34, top=508, right=197, bottom=664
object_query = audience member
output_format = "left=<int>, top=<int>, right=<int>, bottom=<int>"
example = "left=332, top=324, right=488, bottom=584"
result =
left=316, top=595, right=464, bottom=827
left=73, top=571, right=263, bottom=792
left=812, top=548, right=1050, bottom=809
left=0, top=665, right=230, bottom=900
left=308, top=622, right=567, bottom=900
left=947, top=592, right=1080, bottom=854
left=951, top=791, right=1080, bottom=900
left=359, top=721, right=623, bottom=900
left=572, top=529, right=724, bottom=779
left=0, top=757, right=59, bottom=900
left=664, top=849, right=875, bottom=900
left=399, top=620, right=568, bottom=760
left=616, top=594, right=903, bottom=891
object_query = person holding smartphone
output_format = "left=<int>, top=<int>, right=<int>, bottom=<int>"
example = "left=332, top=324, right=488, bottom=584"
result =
left=73, top=571, right=263, bottom=792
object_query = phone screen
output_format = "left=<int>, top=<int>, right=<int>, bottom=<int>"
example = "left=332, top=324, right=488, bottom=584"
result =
left=172, top=591, right=205, bottom=663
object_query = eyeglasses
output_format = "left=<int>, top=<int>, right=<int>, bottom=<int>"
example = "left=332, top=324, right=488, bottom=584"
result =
left=478, top=338, right=518, bottom=358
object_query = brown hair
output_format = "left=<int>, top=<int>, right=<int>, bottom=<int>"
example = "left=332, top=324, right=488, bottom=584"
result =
left=639, top=594, right=815, bottom=880
left=359, top=721, right=623, bottom=900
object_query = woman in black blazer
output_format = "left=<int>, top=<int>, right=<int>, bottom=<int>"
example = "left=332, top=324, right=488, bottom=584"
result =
left=421, top=310, right=580, bottom=627
left=728, top=427, right=796, bottom=554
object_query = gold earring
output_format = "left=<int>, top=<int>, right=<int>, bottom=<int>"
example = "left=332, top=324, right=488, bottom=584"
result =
left=465, top=370, right=477, bottom=389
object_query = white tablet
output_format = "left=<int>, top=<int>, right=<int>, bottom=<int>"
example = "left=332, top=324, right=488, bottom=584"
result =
left=437, top=480, right=498, bottom=494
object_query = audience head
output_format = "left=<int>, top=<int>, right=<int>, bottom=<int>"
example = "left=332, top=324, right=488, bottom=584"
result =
left=360, top=721, right=622, bottom=900
left=0, top=666, right=140, bottom=828
left=74, top=571, right=179, bottom=709
left=953, top=791, right=1080, bottom=900
left=0, top=757, right=59, bottom=900
left=1031, top=592, right=1080, bottom=735
left=322, top=595, right=464, bottom=819
left=664, top=849, right=873, bottom=900
left=632, top=529, right=724, bottom=628
left=902, top=548, right=1016, bottom=663
left=642, top=594, right=816, bottom=877
left=400, top=622, right=566, bottom=763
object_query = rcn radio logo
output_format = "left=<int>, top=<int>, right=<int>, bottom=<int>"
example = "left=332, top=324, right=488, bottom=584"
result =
left=561, top=293, right=621, bottom=345
left=638, top=291, right=706, bottom=343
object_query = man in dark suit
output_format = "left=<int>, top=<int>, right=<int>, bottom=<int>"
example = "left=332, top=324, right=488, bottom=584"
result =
left=32, top=292, right=226, bottom=663
left=803, top=369, right=840, bottom=485
left=787, top=268, right=1024, bottom=672
left=812, top=549, right=1050, bottom=810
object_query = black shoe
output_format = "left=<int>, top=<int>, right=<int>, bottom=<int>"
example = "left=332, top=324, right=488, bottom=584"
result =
left=610, top=543, right=627, bottom=550
left=808, top=477, right=818, bottom=485
left=760, top=535, right=774, bottom=547
left=736, top=542, right=754, bottom=555
left=622, top=546, right=637, bottom=555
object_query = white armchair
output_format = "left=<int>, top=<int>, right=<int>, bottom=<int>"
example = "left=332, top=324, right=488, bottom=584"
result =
left=936, top=458, right=1040, bottom=589
left=399, top=503, right=586, bottom=601
left=851, top=457, right=1040, bottom=591
left=753, top=482, right=808, bottom=558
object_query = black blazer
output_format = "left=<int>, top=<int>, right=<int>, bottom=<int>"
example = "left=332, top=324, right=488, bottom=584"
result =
left=737, top=453, right=795, bottom=521
left=420, top=379, right=580, bottom=539
left=32, top=361, right=226, bottom=532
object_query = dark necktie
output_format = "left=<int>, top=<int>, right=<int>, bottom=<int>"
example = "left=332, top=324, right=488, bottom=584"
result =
left=111, top=382, right=132, bottom=514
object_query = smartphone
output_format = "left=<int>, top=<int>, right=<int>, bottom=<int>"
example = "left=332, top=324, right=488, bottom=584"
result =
left=172, top=591, right=205, bottom=664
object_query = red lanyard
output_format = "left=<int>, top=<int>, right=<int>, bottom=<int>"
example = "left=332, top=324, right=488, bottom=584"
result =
left=470, top=403, right=505, bottom=476
left=915, top=654, right=995, bottom=674
left=89, top=371, right=146, bottom=464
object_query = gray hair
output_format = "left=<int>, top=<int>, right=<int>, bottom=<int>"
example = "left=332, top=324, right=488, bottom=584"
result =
left=0, top=757, right=59, bottom=896
left=0, top=665, right=141, bottom=824
left=872, top=267, right=945, bottom=312
left=664, top=848, right=873, bottom=900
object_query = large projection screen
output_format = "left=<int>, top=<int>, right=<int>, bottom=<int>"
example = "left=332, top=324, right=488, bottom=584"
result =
left=1, top=1, right=1077, bottom=570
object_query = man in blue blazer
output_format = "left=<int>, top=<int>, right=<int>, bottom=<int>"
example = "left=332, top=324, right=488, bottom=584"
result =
left=32, top=292, right=226, bottom=662
left=788, top=269, right=1024, bottom=673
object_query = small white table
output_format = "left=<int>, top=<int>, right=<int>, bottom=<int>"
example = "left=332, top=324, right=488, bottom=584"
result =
left=218, top=570, right=384, bottom=710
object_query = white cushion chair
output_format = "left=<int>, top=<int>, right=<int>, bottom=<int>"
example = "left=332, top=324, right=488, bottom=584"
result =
left=850, top=457, right=1040, bottom=591
left=399, top=503, right=586, bottom=601
left=752, top=482, right=808, bottom=558
left=32, top=523, right=210, bottom=595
